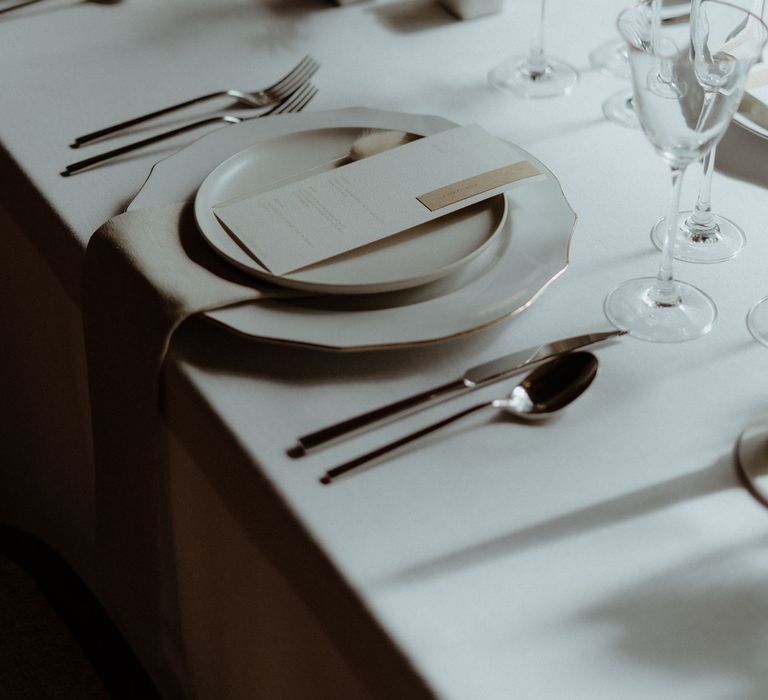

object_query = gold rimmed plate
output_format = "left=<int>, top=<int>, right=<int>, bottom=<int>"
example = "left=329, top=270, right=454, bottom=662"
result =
left=130, top=108, right=576, bottom=350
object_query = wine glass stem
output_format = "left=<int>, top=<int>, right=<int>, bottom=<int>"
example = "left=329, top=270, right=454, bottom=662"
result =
left=688, top=146, right=716, bottom=229
left=653, top=166, right=686, bottom=305
left=651, top=0, right=678, bottom=88
left=651, top=0, right=661, bottom=49
left=525, top=0, right=547, bottom=77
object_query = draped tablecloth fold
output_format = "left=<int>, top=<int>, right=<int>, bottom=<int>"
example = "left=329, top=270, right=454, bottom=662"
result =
left=81, top=202, right=286, bottom=694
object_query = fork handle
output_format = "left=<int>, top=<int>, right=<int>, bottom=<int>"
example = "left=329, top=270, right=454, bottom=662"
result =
left=71, top=91, right=231, bottom=147
left=0, top=0, right=49, bottom=16
left=319, top=402, right=490, bottom=484
left=63, top=115, right=233, bottom=175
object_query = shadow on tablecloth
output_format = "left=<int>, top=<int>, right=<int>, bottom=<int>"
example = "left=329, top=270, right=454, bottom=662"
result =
left=577, top=533, right=768, bottom=699
left=375, top=452, right=740, bottom=585
left=717, top=124, right=768, bottom=190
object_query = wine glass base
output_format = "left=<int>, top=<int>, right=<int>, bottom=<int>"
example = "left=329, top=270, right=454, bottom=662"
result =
left=589, top=40, right=630, bottom=79
left=747, top=296, right=768, bottom=348
left=737, top=420, right=768, bottom=508
left=602, top=89, right=639, bottom=129
left=650, top=212, right=745, bottom=263
left=488, top=56, right=579, bottom=98
left=604, top=277, right=717, bottom=342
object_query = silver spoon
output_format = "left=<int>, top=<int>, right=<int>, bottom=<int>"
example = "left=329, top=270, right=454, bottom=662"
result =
left=320, top=351, right=599, bottom=485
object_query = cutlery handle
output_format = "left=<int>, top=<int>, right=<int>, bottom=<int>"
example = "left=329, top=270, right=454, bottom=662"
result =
left=71, top=91, right=229, bottom=147
left=0, top=0, right=48, bottom=16
left=320, top=401, right=489, bottom=484
left=294, top=330, right=625, bottom=457
left=62, top=115, right=234, bottom=175
left=291, top=379, right=467, bottom=457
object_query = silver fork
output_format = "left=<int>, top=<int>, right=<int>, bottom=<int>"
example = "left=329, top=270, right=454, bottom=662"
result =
left=62, top=83, right=319, bottom=175
left=70, top=55, right=319, bottom=147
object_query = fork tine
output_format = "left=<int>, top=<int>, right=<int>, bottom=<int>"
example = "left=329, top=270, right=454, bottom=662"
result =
left=263, top=83, right=317, bottom=116
left=263, top=55, right=316, bottom=95
left=267, top=58, right=319, bottom=100
left=275, top=84, right=317, bottom=114
left=265, top=88, right=307, bottom=115
left=289, top=85, right=318, bottom=114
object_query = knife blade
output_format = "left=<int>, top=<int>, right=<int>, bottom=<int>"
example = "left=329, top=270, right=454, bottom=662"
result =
left=289, top=329, right=625, bottom=457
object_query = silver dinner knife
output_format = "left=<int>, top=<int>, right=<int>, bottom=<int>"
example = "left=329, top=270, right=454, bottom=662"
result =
left=289, top=329, right=625, bottom=457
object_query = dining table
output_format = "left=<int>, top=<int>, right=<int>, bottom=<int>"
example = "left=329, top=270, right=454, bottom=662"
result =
left=2, top=0, right=768, bottom=698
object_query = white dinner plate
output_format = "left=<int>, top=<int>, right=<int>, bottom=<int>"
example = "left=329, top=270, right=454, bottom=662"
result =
left=193, top=131, right=507, bottom=294
left=130, top=108, right=576, bottom=350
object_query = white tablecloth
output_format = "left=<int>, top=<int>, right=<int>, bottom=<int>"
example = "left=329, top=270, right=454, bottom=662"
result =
left=2, top=0, right=768, bottom=698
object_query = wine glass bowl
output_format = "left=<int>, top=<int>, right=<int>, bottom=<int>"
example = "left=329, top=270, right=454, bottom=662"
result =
left=626, top=35, right=741, bottom=167
left=604, top=0, right=767, bottom=342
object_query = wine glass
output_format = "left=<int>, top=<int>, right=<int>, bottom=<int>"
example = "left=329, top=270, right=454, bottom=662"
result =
left=592, top=0, right=690, bottom=78
left=604, top=0, right=768, bottom=342
left=650, top=0, right=766, bottom=262
left=488, top=0, right=579, bottom=98
left=600, top=1, right=667, bottom=129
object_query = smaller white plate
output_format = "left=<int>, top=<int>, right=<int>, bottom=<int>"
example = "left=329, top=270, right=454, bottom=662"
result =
left=193, top=128, right=507, bottom=295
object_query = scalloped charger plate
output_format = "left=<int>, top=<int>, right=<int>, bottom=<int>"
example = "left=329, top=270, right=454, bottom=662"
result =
left=129, top=108, right=576, bottom=351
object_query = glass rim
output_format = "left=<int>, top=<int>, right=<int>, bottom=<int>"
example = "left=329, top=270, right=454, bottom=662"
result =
left=616, top=0, right=768, bottom=57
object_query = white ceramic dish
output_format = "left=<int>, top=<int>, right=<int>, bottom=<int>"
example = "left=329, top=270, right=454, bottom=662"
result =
left=734, top=114, right=768, bottom=139
left=735, top=95, right=768, bottom=140
left=130, top=108, right=576, bottom=350
left=193, top=130, right=507, bottom=295
left=734, top=64, right=768, bottom=139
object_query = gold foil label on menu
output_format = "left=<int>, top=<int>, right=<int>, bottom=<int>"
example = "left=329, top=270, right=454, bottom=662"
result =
left=417, top=161, right=542, bottom=212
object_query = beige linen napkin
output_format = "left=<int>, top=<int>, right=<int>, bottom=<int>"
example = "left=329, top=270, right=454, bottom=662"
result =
left=82, top=202, right=288, bottom=685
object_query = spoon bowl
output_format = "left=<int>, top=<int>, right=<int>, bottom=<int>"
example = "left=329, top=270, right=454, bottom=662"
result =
left=497, top=350, right=598, bottom=420
left=321, top=351, right=599, bottom=483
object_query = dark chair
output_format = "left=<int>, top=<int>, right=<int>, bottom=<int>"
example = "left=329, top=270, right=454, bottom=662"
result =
left=0, top=525, right=160, bottom=699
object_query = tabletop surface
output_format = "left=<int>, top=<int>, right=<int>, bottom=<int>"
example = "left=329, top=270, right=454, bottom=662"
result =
left=3, top=1, right=768, bottom=698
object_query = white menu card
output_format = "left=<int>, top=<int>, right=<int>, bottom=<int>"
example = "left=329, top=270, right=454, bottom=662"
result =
left=212, top=125, right=544, bottom=275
